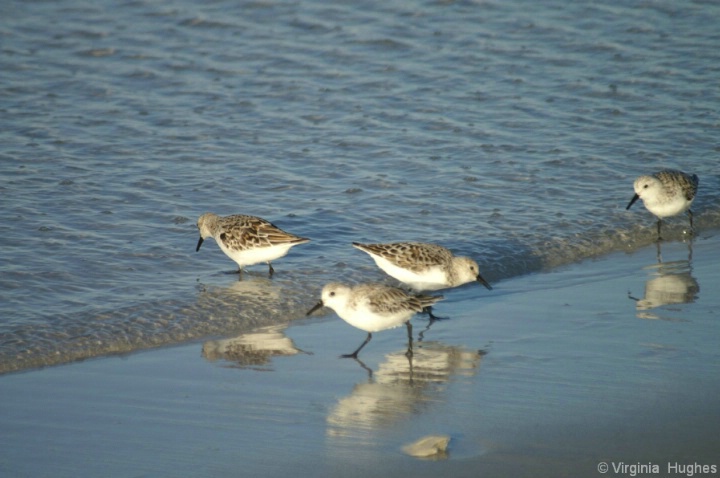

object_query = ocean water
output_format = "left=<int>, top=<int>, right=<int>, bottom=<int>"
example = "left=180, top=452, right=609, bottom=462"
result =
left=1, top=0, right=719, bottom=373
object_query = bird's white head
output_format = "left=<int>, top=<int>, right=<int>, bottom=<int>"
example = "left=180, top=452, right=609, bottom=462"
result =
left=197, top=212, right=219, bottom=239
left=306, top=282, right=352, bottom=316
left=453, top=257, right=493, bottom=290
left=196, top=212, right=220, bottom=252
left=632, top=175, right=661, bottom=200
left=320, top=283, right=352, bottom=310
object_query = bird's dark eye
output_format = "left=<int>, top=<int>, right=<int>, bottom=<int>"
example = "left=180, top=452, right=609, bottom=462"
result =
left=643, top=184, right=649, bottom=189
left=329, top=291, right=335, bottom=297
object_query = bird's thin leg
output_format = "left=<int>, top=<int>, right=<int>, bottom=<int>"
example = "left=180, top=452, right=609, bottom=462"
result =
left=656, top=219, right=663, bottom=242
left=424, top=306, right=434, bottom=319
left=688, top=209, right=694, bottom=231
left=341, top=333, right=372, bottom=359
left=424, top=306, right=448, bottom=322
left=405, top=321, right=414, bottom=358
left=268, top=262, right=275, bottom=277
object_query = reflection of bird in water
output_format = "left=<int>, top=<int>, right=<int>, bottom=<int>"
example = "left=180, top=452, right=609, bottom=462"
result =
left=635, top=273, right=699, bottom=315
left=202, top=324, right=304, bottom=368
left=326, top=342, right=483, bottom=433
left=402, top=435, right=451, bottom=460
left=629, top=259, right=699, bottom=320
left=222, top=275, right=274, bottom=291
left=196, top=276, right=281, bottom=307
left=327, top=378, right=419, bottom=434
left=375, top=342, right=483, bottom=384
left=195, top=275, right=307, bottom=322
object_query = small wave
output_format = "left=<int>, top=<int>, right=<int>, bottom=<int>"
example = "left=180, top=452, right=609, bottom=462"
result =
left=0, top=276, right=317, bottom=375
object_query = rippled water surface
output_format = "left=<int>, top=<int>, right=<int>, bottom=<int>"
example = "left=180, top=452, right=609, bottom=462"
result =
left=2, top=0, right=720, bottom=373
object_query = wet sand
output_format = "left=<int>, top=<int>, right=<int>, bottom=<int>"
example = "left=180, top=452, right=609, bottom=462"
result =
left=2, top=234, right=719, bottom=478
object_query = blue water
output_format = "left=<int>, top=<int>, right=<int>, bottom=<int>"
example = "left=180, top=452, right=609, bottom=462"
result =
left=2, top=0, right=719, bottom=373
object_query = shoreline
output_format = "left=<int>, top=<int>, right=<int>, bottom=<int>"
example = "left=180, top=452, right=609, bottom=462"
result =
left=0, top=225, right=705, bottom=378
left=2, top=234, right=719, bottom=477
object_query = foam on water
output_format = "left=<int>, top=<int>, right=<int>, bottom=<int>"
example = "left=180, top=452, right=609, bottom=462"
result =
left=2, top=0, right=720, bottom=373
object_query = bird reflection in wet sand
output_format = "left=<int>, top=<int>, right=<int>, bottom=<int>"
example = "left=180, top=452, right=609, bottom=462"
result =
left=629, top=244, right=699, bottom=320
left=326, top=342, right=484, bottom=434
left=202, top=324, right=306, bottom=370
left=194, top=276, right=314, bottom=358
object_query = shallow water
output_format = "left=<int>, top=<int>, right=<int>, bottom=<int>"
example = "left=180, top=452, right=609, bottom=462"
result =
left=1, top=236, right=718, bottom=477
left=2, top=0, right=720, bottom=372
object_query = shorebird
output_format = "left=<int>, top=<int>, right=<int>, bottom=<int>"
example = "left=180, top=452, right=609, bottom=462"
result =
left=196, top=212, right=309, bottom=276
left=352, top=241, right=491, bottom=319
left=306, top=282, right=443, bottom=358
left=626, top=169, right=699, bottom=239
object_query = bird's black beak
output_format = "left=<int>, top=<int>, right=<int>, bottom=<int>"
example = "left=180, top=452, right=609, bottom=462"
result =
left=196, top=236, right=204, bottom=252
left=476, top=273, right=493, bottom=290
left=306, top=300, right=324, bottom=316
left=626, top=193, right=640, bottom=210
